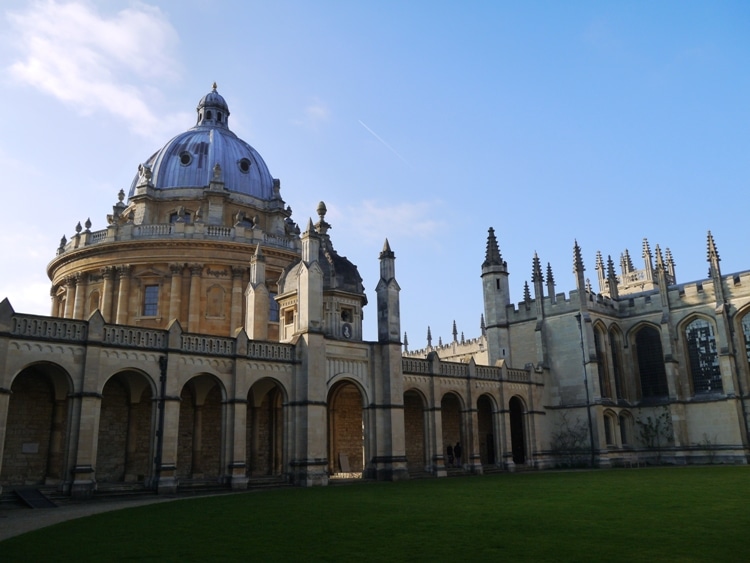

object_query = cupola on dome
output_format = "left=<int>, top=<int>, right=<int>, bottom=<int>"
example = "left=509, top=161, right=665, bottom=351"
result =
left=128, top=84, right=274, bottom=200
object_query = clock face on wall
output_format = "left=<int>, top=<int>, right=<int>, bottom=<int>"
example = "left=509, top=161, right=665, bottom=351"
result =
left=342, top=323, right=352, bottom=339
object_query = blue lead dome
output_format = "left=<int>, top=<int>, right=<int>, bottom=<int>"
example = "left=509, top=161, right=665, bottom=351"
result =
left=128, top=84, right=274, bottom=200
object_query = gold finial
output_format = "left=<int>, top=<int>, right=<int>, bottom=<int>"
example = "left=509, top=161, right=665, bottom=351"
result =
left=212, top=82, right=217, bottom=90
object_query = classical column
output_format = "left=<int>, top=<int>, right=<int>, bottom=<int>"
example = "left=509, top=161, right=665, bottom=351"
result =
left=115, top=265, right=132, bottom=324
left=168, top=264, right=184, bottom=322
left=230, top=266, right=245, bottom=334
left=188, top=264, right=203, bottom=332
left=64, top=276, right=77, bottom=319
left=73, top=272, right=87, bottom=320
left=100, top=266, right=115, bottom=322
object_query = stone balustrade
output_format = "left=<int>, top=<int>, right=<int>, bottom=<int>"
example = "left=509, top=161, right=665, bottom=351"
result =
left=57, top=222, right=298, bottom=255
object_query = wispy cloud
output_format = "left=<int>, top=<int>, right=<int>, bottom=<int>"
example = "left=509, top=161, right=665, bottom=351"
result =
left=292, top=98, right=330, bottom=128
left=329, top=200, right=444, bottom=243
left=6, top=0, right=184, bottom=138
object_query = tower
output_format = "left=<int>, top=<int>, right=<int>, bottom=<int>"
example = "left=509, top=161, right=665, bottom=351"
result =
left=481, top=227, right=511, bottom=366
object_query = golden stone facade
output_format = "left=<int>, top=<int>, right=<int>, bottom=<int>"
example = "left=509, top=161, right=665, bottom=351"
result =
left=2, top=87, right=749, bottom=499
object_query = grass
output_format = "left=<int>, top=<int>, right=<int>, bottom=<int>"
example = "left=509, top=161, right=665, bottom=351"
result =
left=3, top=466, right=750, bottom=561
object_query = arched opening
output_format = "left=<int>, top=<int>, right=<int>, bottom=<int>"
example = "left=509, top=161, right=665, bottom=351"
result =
left=1, top=363, right=71, bottom=488
left=594, top=325, right=612, bottom=398
left=247, top=379, right=285, bottom=477
left=509, top=396, right=526, bottom=465
left=403, top=390, right=427, bottom=472
left=328, top=381, right=364, bottom=477
left=440, top=393, right=462, bottom=467
left=177, top=375, right=223, bottom=480
left=96, top=371, right=154, bottom=484
left=634, top=325, right=669, bottom=399
left=609, top=327, right=625, bottom=400
left=477, top=395, right=495, bottom=465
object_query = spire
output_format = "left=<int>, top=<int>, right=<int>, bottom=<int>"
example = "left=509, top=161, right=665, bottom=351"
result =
left=427, top=326, right=432, bottom=348
left=595, top=251, right=606, bottom=293
left=707, top=230, right=720, bottom=272
left=665, top=248, right=676, bottom=281
left=546, top=262, right=556, bottom=303
left=523, top=281, right=531, bottom=307
left=642, top=238, right=654, bottom=280
left=531, top=252, right=543, bottom=282
left=483, top=227, right=505, bottom=268
left=461, top=331, right=465, bottom=344
left=379, top=238, right=396, bottom=281
left=480, top=314, right=486, bottom=336
left=622, top=249, right=634, bottom=273
left=403, top=332, right=409, bottom=352
left=606, top=255, right=619, bottom=300
left=438, top=336, right=443, bottom=347
left=452, top=320, right=458, bottom=342
left=573, top=240, right=585, bottom=274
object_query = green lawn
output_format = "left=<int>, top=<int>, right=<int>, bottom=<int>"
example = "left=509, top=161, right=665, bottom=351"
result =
left=3, top=467, right=749, bottom=561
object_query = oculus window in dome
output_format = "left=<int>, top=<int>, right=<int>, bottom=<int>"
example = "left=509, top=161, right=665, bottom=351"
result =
left=128, top=84, right=274, bottom=200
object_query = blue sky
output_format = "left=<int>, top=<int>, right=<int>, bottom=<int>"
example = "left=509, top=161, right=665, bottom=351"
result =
left=0, top=1, right=748, bottom=346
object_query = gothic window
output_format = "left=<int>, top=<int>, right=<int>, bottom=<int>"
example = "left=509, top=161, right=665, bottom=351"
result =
left=142, top=285, right=159, bottom=316
left=594, top=327, right=611, bottom=398
left=741, top=314, right=750, bottom=371
left=604, top=413, right=614, bottom=445
left=635, top=326, right=669, bottom=399
left=609, top=329, right=624, bottom=400
left=269, top=293, right=279, bottom=322
left=685, top=318, right=723, bottom=394
left=619, top=413, right=631, bottom=445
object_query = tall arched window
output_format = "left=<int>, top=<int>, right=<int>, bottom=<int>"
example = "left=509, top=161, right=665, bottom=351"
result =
left=685, top=318, right=722, bottom=394
left=594, top=327, right=611, bottom=398
left=635, top=326, right=669, bottom=399
left=741, top=314, right=750, bottom=370
left=609, top=328, right=624, bottom=400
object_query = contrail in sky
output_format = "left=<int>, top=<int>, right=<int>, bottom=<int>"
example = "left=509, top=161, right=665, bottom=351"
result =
left=358, top=120, right=410, bottom=165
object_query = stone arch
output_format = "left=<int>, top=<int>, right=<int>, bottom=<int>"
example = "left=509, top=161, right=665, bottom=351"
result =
left=403, top=388, right=427, bottom=472
left=247, top=377, right=287, bottom=477
left=176, top=374, right=225, bottom=480
left=477, top=394, right=497, bottom=465
left=602, top=409, right=618, bottom=447
left=509, top=395, right=527, bottom=465
left=680, top=315, right=722, bottom=394
left=440, top=391, right=464, bottom=466
left=327, top=378, right=366, bottom=476
left=1, top=362, right=72, bottom=488
left=631, top=323, right=668, bottom=399
left=96, top=370, right=156, bottom=484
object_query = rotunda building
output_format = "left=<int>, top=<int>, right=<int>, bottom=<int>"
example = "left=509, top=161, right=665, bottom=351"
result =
left=48, top=85, right=301, bottom=339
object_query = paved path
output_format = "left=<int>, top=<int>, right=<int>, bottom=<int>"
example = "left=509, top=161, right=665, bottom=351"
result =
left=0, top=496, right=180, bottom=542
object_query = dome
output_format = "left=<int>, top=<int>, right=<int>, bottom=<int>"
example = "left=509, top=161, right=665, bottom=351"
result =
left=128, top=84, right=274, bottom=200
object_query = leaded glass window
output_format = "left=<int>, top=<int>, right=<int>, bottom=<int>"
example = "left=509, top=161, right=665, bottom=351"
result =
left=610, top=330, right=624, bottom=400
left=686, top=318, right=722, bottom=393
left=741, top=315, right=750, bottom=369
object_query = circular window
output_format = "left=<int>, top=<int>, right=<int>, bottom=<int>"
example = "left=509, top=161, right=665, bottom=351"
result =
left=238, top=158, right=252, bottom=173
left=179, top=152, right=192, bottom=166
